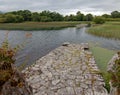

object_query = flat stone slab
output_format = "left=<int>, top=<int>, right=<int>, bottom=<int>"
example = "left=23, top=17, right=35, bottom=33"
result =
left=23, top=43, right=108, bottom=95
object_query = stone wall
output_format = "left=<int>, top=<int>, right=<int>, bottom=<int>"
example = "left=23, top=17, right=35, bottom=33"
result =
left=107, top=52, right=120, bottom=95
left=23, top=43, right=108, bottom=95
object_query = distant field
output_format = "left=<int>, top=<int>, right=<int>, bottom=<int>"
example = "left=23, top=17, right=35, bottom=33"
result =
left=0, top=21, right=88, bottom=30
left=87, top=21, right=120, bottom=39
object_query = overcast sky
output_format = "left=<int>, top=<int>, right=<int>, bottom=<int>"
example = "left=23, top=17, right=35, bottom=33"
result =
left=0, top=0, right=120, bottom=15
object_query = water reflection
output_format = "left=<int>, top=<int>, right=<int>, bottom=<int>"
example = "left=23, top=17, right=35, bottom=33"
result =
left=0, top=27, right=119, bottom=66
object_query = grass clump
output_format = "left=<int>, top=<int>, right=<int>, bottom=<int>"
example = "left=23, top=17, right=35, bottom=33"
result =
left=87, top=21, right=120, bottom=39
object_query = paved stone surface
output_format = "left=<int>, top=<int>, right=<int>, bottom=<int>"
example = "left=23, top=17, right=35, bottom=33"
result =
left=23, top=43, right=108, bottom=95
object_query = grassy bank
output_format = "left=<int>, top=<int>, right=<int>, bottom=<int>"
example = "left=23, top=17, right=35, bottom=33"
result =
left=90, top=45, right=115, bottom=92
left=87, top=21, right=120, bottom=39
left=0, top=21, right=87, bottom=31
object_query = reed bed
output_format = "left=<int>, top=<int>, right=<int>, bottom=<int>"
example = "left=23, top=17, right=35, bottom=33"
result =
left=87, top=21, right=120, bottom=39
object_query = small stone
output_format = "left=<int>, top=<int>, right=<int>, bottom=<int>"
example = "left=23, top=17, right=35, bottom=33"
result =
left=57, top=88, right=68, bottom=95
left=32, top=67, right=39, bottom=71
left=46, top=89, right=54, bottom=95
left=66, top=75, right=76, bottom=80
left=62, top=42, right=70, bottom=46
left=66, top=87, right=75, bottom=95
left=67, top=80, right=75, bottom=87
left=80, top=83, right=88, bottom=89
left=46, top=72, right=53, bottom=79
left=52, top=79, right=60, bottom=85
left=75, top=87, right=82, bottom=95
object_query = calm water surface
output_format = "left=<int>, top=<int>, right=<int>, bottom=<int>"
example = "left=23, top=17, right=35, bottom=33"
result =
left=0, top=27, right=120, bottom=66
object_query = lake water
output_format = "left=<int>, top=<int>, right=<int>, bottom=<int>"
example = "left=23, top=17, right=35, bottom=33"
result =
left=0, top=27, right=120, bottom=66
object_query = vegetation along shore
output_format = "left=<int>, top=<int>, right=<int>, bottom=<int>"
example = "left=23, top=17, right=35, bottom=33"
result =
left=0, top=21, right=85, bottom=31
left=87, top=21, right=120, bottom=40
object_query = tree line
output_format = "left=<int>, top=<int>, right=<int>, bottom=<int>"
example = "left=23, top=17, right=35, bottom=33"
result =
left=0, top=10, right=120, bottom=23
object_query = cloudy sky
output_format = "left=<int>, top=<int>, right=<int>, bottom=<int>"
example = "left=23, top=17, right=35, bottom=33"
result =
left=0, top=0, right=120, bottom=15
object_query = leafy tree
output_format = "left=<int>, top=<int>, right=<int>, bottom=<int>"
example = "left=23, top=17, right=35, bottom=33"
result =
left=0, top=14, right=6, bottom=23
left=93, top=16, right=105, bottom=24
left=76, top=11, right=84, bottom=21
left=40, top=16, right=52, bottom=22
left=85, top=14, right=93, bottom=21
left=4, top=14, right=24, bottom=23
left=21, top=10, right=32, bottom=21
left=4, top=14, right=16, bottom=23
left=50, top=12, right=63, bottom=21
left=64, top=15, right=69, bottom=21
left=31, top=12, right=41, bottom=21
left=15, top=15, right=24, bottom=23
left=111, top=11, right=120, bottom=18
left=40, top=11, right=64, bottom=21
left=13, top=10, right=32, bottom=21
left=40, top=10, right=51, bottom=16
left=68, top=14, right=77, bottom=21
left=102, top=14, right=111, bottom=18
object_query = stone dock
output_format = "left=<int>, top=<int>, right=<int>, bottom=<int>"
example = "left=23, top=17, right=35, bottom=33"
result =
left=23, top=43, right=108, bottom=95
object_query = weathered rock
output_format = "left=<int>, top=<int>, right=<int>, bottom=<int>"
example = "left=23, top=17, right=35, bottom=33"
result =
left=23, top=43, right=108, bottom=95
left=107, top=52, right=120, bottom=95
left=52, top=79, right=60, bottom=85
left=62, top=42, right=70, bottom=46
left=81, top=43, right=89, bottom=50
left=66, top=87, right=75, bottom=95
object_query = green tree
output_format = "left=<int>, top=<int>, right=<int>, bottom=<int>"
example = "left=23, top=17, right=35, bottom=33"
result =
left=4, top=14, right=16, bottom=23
left=31, top=12, right=41, bottom=21
left=7, top=10, right=32, bottom=21
left=76, top=11, right=84, bottom=21
left=85, top=14, right=93, bottom=21
left=102, top=14, right=111, bottom=18
left=15, top=15, right=24, bottom=23
left=93, top=16, right=105, bottom=24
left=14, top=10, right=32, bottom=21
left=50, top=12, right=63, bottom=21
left=40, top=11, right=64, bottom=21
left=111, top=11, right=120, bottom=18
left=40, top=16, right=52, bottom=22
left=0, top=14, right=6, bottom=23
left=22, top=10, right=32, bottom=21
left=68, top=14, right=77, bottom=21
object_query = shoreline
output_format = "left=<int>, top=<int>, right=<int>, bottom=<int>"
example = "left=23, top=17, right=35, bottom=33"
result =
left=0, top=21, right=89, bottom=31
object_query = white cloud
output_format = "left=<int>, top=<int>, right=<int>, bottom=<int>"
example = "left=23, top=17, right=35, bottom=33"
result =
left=0, top=0, right=119, bottom=15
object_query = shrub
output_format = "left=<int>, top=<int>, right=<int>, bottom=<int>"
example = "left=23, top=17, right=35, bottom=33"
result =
left=93, top=16, right=105, bottom=24
left=0, top=32, right=24, bottom=87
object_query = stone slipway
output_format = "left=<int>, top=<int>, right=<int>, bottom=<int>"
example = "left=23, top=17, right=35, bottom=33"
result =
left=23, top=43, right=108, bottom=95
